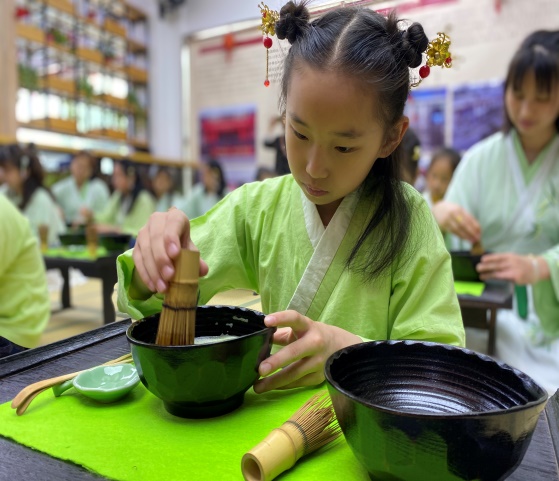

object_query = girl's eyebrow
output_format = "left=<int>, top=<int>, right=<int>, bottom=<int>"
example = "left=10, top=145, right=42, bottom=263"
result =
left=288, top=112, right=364, bottom=139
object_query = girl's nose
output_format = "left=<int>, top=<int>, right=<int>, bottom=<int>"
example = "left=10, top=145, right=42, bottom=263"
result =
left=306, top=146, right=328, bottom=179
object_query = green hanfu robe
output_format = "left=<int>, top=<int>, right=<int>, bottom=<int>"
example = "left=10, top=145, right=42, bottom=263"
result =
left=95, top=190, right=156, bottom=237
left=5, top=188, right=66, bottom=246
left=155, top=192, right=187, bottom=213
left=52, top=177, right=110, bottom=224
left=117, top=175, right=464, bottom=347
left=0, top=195, right=49, bottom=348
left=445, top=130, right=559, bottom=394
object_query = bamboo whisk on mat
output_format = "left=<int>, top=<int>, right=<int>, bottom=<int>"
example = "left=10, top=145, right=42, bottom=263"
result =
left=155, top=248, right=200, bottom=346
left=241, top=391, right=342, bottom=481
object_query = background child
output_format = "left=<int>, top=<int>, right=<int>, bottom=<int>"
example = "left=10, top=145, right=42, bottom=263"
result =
left=152, top=166, right=186, bottom=213
left=432, top=30, right=559, bottom=394
left=118, top=1, right=464, bottom=394
left=95, top=159, right=155, bottom=236
left=422, top=147, right=461, bottom=209
left=0, top=144, right=65, bottom=246
left=179, top=159, right=228, bottom=219
left=52, top=150, right=110, bottom=226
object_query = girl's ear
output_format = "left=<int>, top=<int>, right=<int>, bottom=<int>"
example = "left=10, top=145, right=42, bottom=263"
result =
left=378, top=117, right=409, bottom=158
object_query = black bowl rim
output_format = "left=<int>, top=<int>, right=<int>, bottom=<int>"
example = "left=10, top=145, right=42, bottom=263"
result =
left=126, top=304, right=275, bottom=349
left=324, top=340, right=548, bottom=418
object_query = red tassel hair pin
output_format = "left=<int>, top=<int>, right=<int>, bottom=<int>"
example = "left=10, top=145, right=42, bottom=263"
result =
left=259, top=2, right=280, bottom=87
left=411, top=32, right=453, bottom=88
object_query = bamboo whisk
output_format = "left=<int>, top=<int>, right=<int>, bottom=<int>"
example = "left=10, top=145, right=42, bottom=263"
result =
left=241, top=391, right=342, bottom=481
left=155, top=248, right=200, bottom=346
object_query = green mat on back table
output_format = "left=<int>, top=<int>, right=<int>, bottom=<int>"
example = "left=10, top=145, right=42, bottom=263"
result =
left=45, top=246, right=109, bottom=260
left=454, top=281, right=485, bottom=297
left=0, top=384, right=368, bottom=481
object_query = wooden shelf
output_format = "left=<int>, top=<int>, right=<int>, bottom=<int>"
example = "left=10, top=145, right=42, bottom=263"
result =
left=103, top=18, right=126, bottom=38
left=86, top=128, right=127, bottom=141
left=127, top=38, right=147, bottom=54
left=125, top=3, right=147, bottom=22
left=95, top=94, right=128, bottom=110
left=12, top=1, right=150, bottom=155
left=16, top=23, right=45, bottom=43
left=76, top=47, right=104, bottom=64
left=46, top=0, right=75, bottom=16
left=23, top=118, right=78, bottom=134
left=125, top=65, right=148, bottom=83
left=39, top=75, right=75, bottom=95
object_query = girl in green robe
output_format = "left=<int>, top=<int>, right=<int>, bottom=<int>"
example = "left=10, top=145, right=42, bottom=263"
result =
left=117, top=1, right=465, bottom=394
left=0, top=144, right=65, bottom=246
left=95, top=160, right=155, bottom=237
left=433, top=30, right=559, bottom=394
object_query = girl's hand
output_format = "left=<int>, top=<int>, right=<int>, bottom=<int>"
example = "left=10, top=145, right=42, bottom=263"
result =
left=132, top=208, right=208, bottom=293
left=253, top=310, right=362, bottom=394
left=432, top=201, right=481, bottom=243
left=477, top=253, right=548, bottom=285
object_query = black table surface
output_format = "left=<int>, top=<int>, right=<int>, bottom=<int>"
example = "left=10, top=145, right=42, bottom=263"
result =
left=457, top=280, right=514, bottom=310
left=0, top=321, right=557, bottom=481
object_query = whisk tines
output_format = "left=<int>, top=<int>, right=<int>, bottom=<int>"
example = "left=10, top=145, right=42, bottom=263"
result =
left=155, top=249, right=199, bottom=346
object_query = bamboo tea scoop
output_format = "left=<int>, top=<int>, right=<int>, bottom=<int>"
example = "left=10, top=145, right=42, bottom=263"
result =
left=155, top=248, right=200, bottom=346
left=10, top=353, right=133, bottom=416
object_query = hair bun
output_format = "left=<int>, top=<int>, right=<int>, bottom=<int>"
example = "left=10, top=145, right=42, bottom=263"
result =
left=276, top=1, right=310, bottom=45
left=401, top=23, right=429, bottom=69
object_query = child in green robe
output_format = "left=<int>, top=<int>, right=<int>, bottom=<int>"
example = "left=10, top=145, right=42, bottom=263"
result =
left=95, top=159, right=155, bottom=237
left=0, top=144, right=65, bottom=246
left=117, top=1, right=465, bottom=394
left=433, top=30, right=559, bottom=394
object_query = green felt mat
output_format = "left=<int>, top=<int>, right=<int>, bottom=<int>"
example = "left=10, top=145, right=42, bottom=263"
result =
left=0, top=384, right=368, bottom=481
left=45, top=247, right=109, bottom=260
left=454, top=281, right=485, bottom=297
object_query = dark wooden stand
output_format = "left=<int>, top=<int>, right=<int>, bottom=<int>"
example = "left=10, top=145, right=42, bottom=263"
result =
left=44, top=254, right=119, bottom=325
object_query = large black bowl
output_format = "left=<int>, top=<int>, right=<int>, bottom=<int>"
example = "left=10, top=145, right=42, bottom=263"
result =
left=325, top=341, right=548, bottom=481
left=126, top=305, right=275, bottom=418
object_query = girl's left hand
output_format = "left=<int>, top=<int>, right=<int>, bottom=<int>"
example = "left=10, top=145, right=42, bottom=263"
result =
left=477, top=253, right=538, bottom=284
left=253, top=310, right=362, bottom=394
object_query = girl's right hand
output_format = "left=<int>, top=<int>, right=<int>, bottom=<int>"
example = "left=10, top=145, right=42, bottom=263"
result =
left=432, top=201, right=481, bottom=243
left=132, top=208, right=208, bottom=293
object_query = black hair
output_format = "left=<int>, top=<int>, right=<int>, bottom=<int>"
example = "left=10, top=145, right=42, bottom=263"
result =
left=429, top=147, right=461, bottom=173
left=114, top=159, right=145, bottom=215
left=206, top=159, right=227, bottom=198
left=400, top=127, right=421, bottom=185
left=504, top=29, right=559, bottom=133
left=276, top=1, right=430, bottom=281
left=0, top=143, right=54, bottom=210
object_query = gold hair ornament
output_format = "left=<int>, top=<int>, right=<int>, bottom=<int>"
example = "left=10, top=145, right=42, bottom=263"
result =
left=411, top=32, right=452, bottom=88
left=259, top=2, right=280, bottom=87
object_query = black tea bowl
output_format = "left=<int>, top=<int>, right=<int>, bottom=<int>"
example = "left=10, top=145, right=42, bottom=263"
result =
left=59, top=232, right=87, bottom=247
left=126, top=305, right=275, bottom=419
left=98, top=233, right=132, bottom=252
left=450, top=250, right=484, bottom=283
left=325, top=340, right=548, bottom=481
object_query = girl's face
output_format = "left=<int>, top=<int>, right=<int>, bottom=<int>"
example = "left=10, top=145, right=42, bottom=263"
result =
left=112, top=163, right=134, bottom=194
left=3, top=163, right=23, bottom=191
left=426, top=157, right=454, bottom=203
left=505, top=70, right=559, bottom=140
left=202, top=165, right=221, bottom=193
left=153, top=171, right=173, bottom=198
left=71, top=155, right=93, bottom=185
left=285, top=64, right=406, bottom=220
